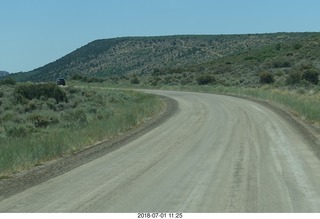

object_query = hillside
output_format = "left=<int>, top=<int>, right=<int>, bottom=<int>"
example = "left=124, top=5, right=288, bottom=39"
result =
left=8, top=33, right=308, bottom=80
left=146, top=33, right=320, bottom=87
left=10, top=32, right=320, bottom=87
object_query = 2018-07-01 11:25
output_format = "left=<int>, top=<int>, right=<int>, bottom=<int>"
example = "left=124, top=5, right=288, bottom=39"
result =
left=137, top=213, right=183, bottom=218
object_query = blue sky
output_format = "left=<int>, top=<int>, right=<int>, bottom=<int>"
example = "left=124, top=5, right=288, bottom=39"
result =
left=1, top=0, right=320, bottom=73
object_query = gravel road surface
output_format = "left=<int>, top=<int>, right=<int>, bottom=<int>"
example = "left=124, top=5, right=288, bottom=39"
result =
left=1, top=90, right=320, bottom=212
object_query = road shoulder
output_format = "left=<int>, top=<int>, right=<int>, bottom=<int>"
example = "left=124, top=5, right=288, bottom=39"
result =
left=227, top=94, right=320, bottom=160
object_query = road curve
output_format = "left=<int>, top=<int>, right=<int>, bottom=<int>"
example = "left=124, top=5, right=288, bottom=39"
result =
left=1, top=90, right=320, bottom=212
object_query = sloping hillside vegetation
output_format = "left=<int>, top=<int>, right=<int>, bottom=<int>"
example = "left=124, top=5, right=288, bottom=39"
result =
left=144, top=33, right=320, bottom=87
left=10, top=33, right=319, bottom=85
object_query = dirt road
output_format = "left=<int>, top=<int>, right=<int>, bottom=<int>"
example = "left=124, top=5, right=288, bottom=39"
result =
left=1, top=90, right=320, bottom=212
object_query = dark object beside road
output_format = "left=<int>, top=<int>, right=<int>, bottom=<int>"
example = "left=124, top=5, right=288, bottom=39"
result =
left=56, top=78, right=66, bottom=86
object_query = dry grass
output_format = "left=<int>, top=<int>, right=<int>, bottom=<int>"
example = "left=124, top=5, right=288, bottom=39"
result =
left=0, top=83, right=162, bottom=177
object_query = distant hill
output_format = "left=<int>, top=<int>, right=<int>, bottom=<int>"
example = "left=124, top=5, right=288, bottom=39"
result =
left=10, top=32, right=320, bottom=86
left=0, top=71, right=9, bottom=77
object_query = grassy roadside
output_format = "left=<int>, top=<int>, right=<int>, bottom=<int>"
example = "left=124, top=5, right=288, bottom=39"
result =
left=159, top=84, right=320, bottom=127
left=0, top=82, right=162, bottom=178
left=102, top=81, right=320, bottom=127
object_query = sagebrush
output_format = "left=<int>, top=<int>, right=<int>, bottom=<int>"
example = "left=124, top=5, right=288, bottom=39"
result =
left=0, top=83, right=162, bottom=177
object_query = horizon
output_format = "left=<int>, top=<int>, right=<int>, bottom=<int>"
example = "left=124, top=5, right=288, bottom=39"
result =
left=1, top=0, right=320, bottom=73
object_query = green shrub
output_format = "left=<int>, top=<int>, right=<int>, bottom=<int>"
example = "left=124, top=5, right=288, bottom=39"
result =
left=259, top=71, right=274, bottom=84
left=298, top=61, right=315, bottom=71
left=65, top=86, right=80, bottom=94
left=152, top=68, right=161, bottom=76
left=297, top=88, right=306, bottom=94
left=23, top=99, right=43, bottom=112
left=63, top=109, right=88, bottom=125
left=71, top=74, right=104, bottom=83
left=5, top=124, right=32, bottom=138
left=293, top=43, right=303, bottom=50
left=287, top=62, right=319, bottom=85
left=181, top=77, right=193, bottom=85
left=272, top=59, right=291, bottom=68
left=196, top=74, right=215, bottom=85
left=287, top=70, right=302, bottom=85
left=71, top=74, right=84, bottom=81
left=28, top=114, right=59, bottom=128
left=302, top=69, right=319, bottom=85
left=14, top=83, right=67, bottom=103
left=131, top=77, right=140, bottom=84
left=85, top=77, right=104, bottom=83
left=1, top=112, right=15, bottom=122
left=46, top=98, right=57, bottom=110
left=55, top=102, right=70, bottom=111
left=244, top=56, right=257, bottom=61
left=0, top=77, right=16, bottom=86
